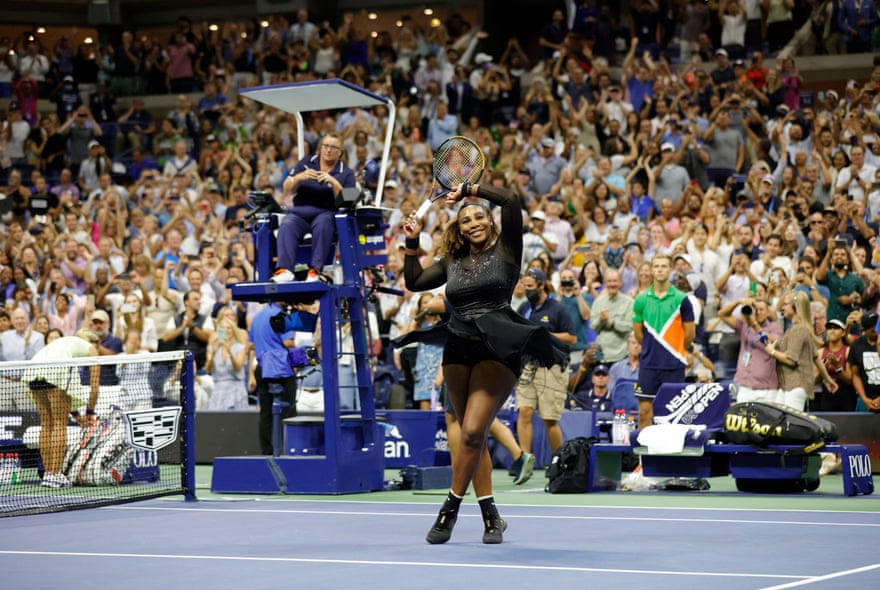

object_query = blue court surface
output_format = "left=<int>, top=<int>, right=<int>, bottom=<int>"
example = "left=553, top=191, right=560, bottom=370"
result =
left=2, top=489, right=879, bottom=590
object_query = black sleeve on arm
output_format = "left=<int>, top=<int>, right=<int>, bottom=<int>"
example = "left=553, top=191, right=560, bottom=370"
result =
left=404, top=256, right=448, bottom=292
left=475, top=184, right=523, bottom=265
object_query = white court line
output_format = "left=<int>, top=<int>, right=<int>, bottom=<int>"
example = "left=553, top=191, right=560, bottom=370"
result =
left=758, top=563, right=880, bottom=590
left=166, top=497, right=880, bottom=516
left=107, top=505, right=880, bottom=528
left=0, top=550, right=808, bottom=580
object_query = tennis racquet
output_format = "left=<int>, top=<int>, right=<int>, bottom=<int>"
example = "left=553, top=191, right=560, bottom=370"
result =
left=406, top=136, right=486, bottom=231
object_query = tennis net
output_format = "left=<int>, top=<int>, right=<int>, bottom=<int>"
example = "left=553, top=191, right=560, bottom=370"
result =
left=0, top=350, right=196, bottom=517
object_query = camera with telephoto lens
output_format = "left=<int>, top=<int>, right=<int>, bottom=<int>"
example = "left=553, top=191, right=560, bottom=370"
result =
left=288, top=346, right=319, bottom=368
left=741, top=304, right=753, bottom=316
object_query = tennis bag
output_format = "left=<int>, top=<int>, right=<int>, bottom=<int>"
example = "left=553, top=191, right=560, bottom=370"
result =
left=545, top=436, right=598, bottom=494
left=723, top=401, right=838, bottom=453
left=63, top=410, right=135, bottom=486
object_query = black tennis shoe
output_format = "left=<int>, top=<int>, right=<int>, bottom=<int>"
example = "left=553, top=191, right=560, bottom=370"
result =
left=482, top=515, right=507, bottom=544
left=426, top=508, right=458, bottom=544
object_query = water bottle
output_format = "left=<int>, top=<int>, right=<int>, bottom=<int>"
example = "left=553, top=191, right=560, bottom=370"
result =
left=11, top=453, right=21, bottom=485
left=612, top=410, right=625, bottom=444
left=625, top=416, right=635, bottom=445
left=333, top=254, right=344, bottom=284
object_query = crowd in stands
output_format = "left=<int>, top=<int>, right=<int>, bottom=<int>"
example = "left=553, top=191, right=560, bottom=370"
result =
left=0, top=3, right=879, bottom=416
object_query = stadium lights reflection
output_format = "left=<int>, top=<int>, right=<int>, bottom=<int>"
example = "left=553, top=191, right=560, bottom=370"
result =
left=424, top=8, right=433, bottom=16
left=430, top=18, right=441, bottom=27
left=36, top=27, right=46, bottom=34
left=260, top=20, right=269, bottom=28
left=396, top=20, right=403, bottom=27
left=84, top=37, right=94, bottom=44
left=209, top=24, right=218, bottom=32
left=368, top=13, right=377, bottom=20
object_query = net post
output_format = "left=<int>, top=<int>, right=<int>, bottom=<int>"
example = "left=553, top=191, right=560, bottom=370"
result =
left=182, top=352, right=197, bottom=502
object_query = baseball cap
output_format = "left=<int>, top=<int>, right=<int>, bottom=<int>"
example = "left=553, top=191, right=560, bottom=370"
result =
left=91, top=309, right=110, bottom=323
left=661, top=142, right=675, bottom=152
left=822, top=207, right=839, bottom=217
left=63, top=75, right=74, bottom=83
left=827, top=319, right=847, bottom=331
left=525, top=268, right=547, bottom=282
left=592, top=364, right=610, bottom=376
left=826, top=90, right=839, bottom=101
left=384, top=179, right=399, bottom=189
left=861, top=311, right=878, bottom=330
left=674, top=253, right=693, bottom=267
left=518, top=167, right=531, bottom=176
left=475, top=53, right=493, bottom=65
left=761, top=174, right=775, bottom=185
left=530, top=210, right=546, bottom=221
left=734, top=59, right=745, bottom=67
left=715, top=48, right=728, bottom=57
left=206, top=134, right=218, bottom=142
left=541, top=137, right=555, bottom=148
left=88, top=140, right=101, bottom=149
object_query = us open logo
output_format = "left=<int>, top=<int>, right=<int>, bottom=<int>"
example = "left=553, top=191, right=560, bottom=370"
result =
left=124, top=407, right=183, bottom=451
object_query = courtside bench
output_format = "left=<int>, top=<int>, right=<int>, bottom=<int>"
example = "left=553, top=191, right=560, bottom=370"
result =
left=587, top=441, right=874, bottom=496
left=585, top=382, right=874, bottom=496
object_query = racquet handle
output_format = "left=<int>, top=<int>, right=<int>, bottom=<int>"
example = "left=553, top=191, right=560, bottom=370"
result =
left=415, top=199, right=433, bottom=219
left=404, top=199, right=433, bottom=233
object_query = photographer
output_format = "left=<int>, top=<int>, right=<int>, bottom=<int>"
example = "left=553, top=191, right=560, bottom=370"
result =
left=718, top=297, right=782, bottom=403
left=248, top=301, right=313, bottom=455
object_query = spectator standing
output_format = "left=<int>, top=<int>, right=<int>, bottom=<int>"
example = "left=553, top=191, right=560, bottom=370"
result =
left=18, top=42, right=50, bottom=97
left=87, top=308, right=124, bottom=386
left=425, top=99, right=458, bottom=152
left=814, top=318, right=856, bottom=411
left=816, top=243, right=864, bottom=323
left=848, top=311, right=880, bottom=413
left=766, top=290, right=837, bottom=410
left=162, top=290, right=213, bottom=372
left=590, top=268, right=634, bottom=365
left=515, top=268, right=577, bottom=456
left=116, top=97, right=156, bottom=155
left=837, top=0, right=877, bottom=53
left=206, top=306, right=248, bottom=411
left=557, top=267, right=591, bottom=366
left=167, top=34, right=196, bottom=93
left=703, top=109, right=744, bottom=188
left=112, top=32, right=140, bottom=97
left=529, top=138, right=567, bottom=196
left=60, top=106, right=102, bottom=177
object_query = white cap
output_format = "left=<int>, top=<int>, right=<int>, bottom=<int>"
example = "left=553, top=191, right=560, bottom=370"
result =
left=761, top=174, right=775, bottom=184
left=475, top=53, right=493, bottom=65
left=674, top=253, right=693, bottom=267
left=661, top=142, right=675, bottom=152
left=530, top=210, right=546, bottom=221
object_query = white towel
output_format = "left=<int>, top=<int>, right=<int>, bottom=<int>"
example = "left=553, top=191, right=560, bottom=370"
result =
left=636, top=424, right=706, bottom=454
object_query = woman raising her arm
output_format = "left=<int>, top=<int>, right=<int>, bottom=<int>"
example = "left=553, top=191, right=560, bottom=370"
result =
left=400, top=179, right=568, bottom=545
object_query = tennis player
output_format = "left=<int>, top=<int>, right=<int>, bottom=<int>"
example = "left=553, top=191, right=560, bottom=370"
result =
left=25, top=329, right=102, bottom=488
left=401, top=179, right=568, bottom=544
